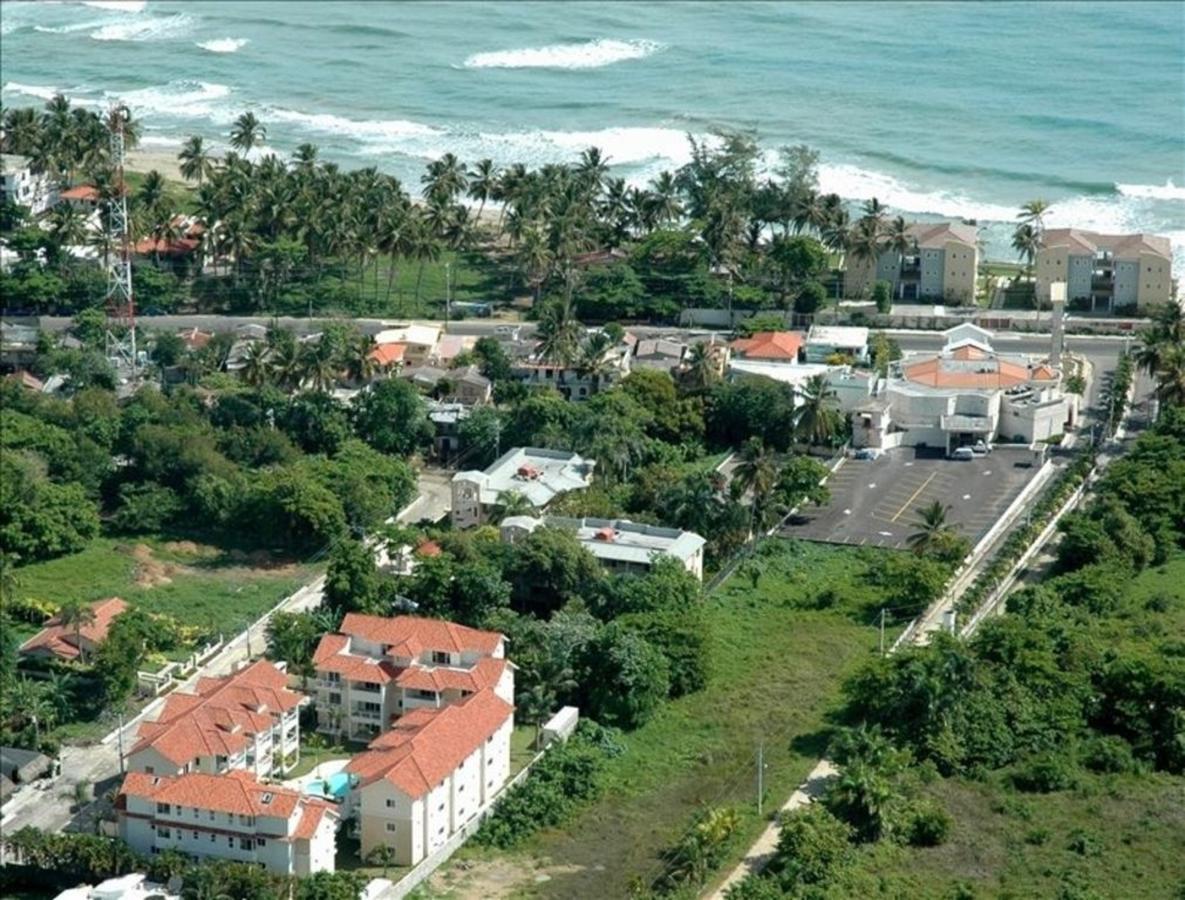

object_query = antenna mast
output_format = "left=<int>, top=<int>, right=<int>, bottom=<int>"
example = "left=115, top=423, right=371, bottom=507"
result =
left=104, top=104, right=138, bottom=377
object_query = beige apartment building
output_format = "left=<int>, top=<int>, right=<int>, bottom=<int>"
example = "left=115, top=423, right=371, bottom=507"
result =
left=1035, top=229, right=1173, bottom=313
left=846, top=221, right=979, bottom=303
left=311, top=615, right=513, bottom=742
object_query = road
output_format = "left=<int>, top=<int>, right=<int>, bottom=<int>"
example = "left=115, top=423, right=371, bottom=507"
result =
left=0, top=467, right=451, bottom=838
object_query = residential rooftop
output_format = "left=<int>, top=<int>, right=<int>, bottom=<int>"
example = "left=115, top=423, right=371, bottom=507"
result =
left=730, top=330, right=804, bottom=361
left=1039, top=228, right=1172, bottom=261
left=501, top=515, right=705, bottom=567
left=20, top=597, right=128, bottom=660
left=454, top=446, right=595, bottom=508
left=806, top=325, right=870, bottom=346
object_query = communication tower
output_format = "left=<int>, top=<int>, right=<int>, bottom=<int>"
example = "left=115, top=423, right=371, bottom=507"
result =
left=104, top=105, right=138, bottom=376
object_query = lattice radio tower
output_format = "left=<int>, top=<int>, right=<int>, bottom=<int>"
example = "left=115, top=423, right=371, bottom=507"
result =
left=104, top=104, right=138, bottom=375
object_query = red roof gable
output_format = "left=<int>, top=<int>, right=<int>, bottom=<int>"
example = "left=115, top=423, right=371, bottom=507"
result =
left=339, top=614, right=503, bottom=658
left=119, top=769, right=323, bottom=822
left=731, top=331, right=804, bottom=360
left=20, top=597, right=128, bottom=660
left=370, top=343, right=406, bottom=367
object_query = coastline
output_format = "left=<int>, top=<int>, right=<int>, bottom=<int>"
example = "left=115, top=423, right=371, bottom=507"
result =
left=124, top=148, right=185, bottom=182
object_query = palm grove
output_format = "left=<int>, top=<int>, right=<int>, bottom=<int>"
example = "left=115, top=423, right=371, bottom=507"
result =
left=6, top=95, right=939, bottom=321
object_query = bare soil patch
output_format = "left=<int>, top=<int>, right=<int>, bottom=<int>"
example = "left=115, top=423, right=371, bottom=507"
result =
left=126, top=543, right=195, bottom=589
left=426, top=856, right=584, bottom=900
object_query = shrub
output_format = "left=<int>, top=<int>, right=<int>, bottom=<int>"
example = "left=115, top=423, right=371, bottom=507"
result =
left=904, top=801, right=953, bottom=847
left=1011, top=754, right=1078, bottom=793
left=1024, top=827, right=1051, bottom=846
left=1066, top=828, right=1103, bottom=857
left=771, top=804, right=853, bottom=888
left=1082, top=736, right=1140, bottom=774
left=872, top=280, right=892, bottom=314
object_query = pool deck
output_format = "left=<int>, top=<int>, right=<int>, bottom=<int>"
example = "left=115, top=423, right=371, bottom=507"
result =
left=282, top=758, right=351, bottom=795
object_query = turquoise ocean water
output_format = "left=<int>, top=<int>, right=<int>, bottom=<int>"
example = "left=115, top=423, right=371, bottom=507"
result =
left=2, top=0, right=1183, bottom=270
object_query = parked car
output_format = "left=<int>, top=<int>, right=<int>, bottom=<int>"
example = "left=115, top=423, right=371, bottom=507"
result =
left=950, top=447, right=975, bottom=461
left=854, top=448, right=882, bottom=460
left=971, top=440, right=990, bottom=455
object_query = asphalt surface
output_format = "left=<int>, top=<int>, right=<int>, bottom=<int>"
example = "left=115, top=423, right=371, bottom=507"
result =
left=782, top=447, right=1042, bottom=550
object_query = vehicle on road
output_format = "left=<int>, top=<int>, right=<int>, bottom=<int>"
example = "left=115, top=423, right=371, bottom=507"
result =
left=950, top=447, right=976, bottom=460
left=853, top=448, right=882, bottom=460
left=971, top=440, right=990, bottom=455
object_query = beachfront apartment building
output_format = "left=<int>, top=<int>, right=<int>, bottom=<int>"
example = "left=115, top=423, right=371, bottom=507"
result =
left=846, top=221, right=979, bottom=303
left=117, top=769, right=337, bottom=876
left=347, top=687, right=514, bottom=866
left=311, top=614, right=513, bottom=743
left=451, top=446, right=595, bottom=528
left=126, top=661, right=304, bottom=780
left=1034, top=229, right=1174, bottom=313
left=500, top=515, right=707, bottom=581
left=1, top=154, right=55, bottom=215
left=852, top=324, right=1075, bottom=452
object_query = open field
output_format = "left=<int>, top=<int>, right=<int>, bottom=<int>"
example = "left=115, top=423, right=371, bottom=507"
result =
left=12, top=537, right=315, bottom=638
left=426, top=541, right=912, bottom=899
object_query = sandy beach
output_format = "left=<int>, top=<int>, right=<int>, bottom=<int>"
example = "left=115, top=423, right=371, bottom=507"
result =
left=124, top=147, right=185, bottom=182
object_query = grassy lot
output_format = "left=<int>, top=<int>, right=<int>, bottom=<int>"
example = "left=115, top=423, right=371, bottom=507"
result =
left=430, top=540, right=911, bottom=899
left=12, top=536, right=315, bottom=637
left=841, top=771, right=1185, bottom=899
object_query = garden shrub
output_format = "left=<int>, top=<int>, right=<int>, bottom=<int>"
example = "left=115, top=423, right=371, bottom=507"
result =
left=1011, top=753, right=1079, bottom=793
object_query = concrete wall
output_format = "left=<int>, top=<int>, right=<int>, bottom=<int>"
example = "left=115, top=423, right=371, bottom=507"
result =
left=941, top=241, right=977, bottom=303
left=1137, top=250, right=1172, bottom=307
left=919, top=248, right=944, bottom=298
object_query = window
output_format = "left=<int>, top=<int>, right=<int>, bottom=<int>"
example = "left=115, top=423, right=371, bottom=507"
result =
left=257, top=838, right=266, bottom=847
left=228, top=836, right=236, bottom=848
left=144, top=766, right=154, bottom=775
left=156, top=803, right=170, bottom=814
left=209, top=833, right=216, bottom=843
left=192, top=830, right=199, bottom=840
left=240, top=839, right=253, bottom=851
left=329, top=692, right=342, bottom=704
left=386, top=823, right=397, bottom=833
left=208, top=810, right=215, bottom=821
left=431, top=651, right=450, bottom=665
left=193, top=807, right=200, bottom=819
left=386, top=799, right=396, bottom=808
left=157, top=827, right=171, bottom=839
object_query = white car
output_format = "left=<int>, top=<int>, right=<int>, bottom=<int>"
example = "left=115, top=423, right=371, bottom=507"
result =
left=853, top=448, right=882, bottom=460
left=950, top=447, right=975, bottom=461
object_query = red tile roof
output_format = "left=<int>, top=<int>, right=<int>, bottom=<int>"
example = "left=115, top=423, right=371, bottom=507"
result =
left=339, top=614, right=503, bottom=658
left=119, top=769, right=313, bottom=821
left=130, top=660, right=304, bottom=767
left=7, top=370, right=44, bottom=391
left=902, top=357, right=1033, bottom=390
left=394, top=657, right=507, bottom=694
left=730, top=331, right=804, bottom=361
left=60, top=184, right=100, bottom=202
left=415, top=539, right=442, bottom=558
left=20, top=597, right=128, bottom=660
left=291, top=798, right=335, bottom=839
left=346, top=688, right=513, bottom=799
left=370, top=343, right=406, bottom=367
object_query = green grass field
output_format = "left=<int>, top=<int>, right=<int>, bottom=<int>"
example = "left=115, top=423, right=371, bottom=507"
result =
left=433, top=540, right=910, bottom=899
left=12, top=536, right=314, bottom=638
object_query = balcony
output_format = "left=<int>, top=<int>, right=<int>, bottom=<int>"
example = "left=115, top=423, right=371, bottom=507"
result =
left=351, top=706, right=382, bottom=721
left=350, top=681, right=382, bottom=694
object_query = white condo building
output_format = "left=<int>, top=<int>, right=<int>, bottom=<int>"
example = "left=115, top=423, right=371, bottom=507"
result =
left=117, top=769, right=337, bottom=876
left=451, top=447, right=595, bottom=528
left=500, top=516, right=706, bottom=581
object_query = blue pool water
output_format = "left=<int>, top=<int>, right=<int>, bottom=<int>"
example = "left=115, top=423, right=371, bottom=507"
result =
left=307, top=771, right=351, bottom=801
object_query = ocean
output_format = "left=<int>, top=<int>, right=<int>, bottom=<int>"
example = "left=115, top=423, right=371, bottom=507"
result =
left=2, top=0, right=1183, bottom=271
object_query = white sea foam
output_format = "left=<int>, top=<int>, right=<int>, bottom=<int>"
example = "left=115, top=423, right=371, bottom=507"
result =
left=138, top=134, right=183, bottom=148
left=2, top=81, right=62, bottom=101
left=1116, top=180, right=1185, bottom=202
left=462, top=38, right=664, bottom=70
left=816, top=161, right=1019, bottom=223
left=34, top=20, right=111, bottom=34
left=80, top=1, right=147, bottom=11
left=110, top=80, right=232, bottom=121
left=90, top=13, right=190, bottom=41
left=196, top=37, right=249, bottom=53
left=268, top=108, right=442, bottom=141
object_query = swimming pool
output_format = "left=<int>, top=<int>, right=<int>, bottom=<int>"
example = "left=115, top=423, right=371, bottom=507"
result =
left=306, top=771, right=352, bottom=801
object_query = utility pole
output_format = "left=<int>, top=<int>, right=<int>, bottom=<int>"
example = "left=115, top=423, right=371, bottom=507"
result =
left=756, top=739, right=765, bottom=818
left=444, top=261, right=452, bottom=327
left=879, top=608, right=886, bottom=655
left=117, top=707, right=126, bottom=774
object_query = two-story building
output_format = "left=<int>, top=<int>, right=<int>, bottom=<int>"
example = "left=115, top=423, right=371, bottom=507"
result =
left=451, top=447, right=595, bottom=528
left=126, top=661, right=304, bottom=779
left=117, top=769, right=337, bottom=876
left=347, top=687, right=513, bottom=866
left=846, top=221, right=979, bottom=303
left=311, top=615, right=513, bottom=742
left=1, top=154, right=55, bottom=214
left=1035, top=229, right=1174, bottom=313
left=500, top=516, right=706, bottom=581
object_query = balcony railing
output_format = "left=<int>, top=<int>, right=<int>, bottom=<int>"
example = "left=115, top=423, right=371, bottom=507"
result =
left=351, top=707, right=382, bottom=721
left=350, top=681, right=381, bottom=694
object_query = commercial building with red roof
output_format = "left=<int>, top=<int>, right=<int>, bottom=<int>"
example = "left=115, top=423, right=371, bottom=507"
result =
left=127, top=660, right=305, bottom=779
left=117, top=768, right=337, bottom=876
left=730, top=331, right=805, bottom=362
left=19, top=597, right=128, bottom=662
left=347, top=687, right=514, bottom=865
left=852, top=324, right=1076, bottom=453
left=311, top=614, right=512, bottom=743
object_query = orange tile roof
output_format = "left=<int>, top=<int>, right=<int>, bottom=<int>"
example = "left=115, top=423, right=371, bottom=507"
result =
left=340, top=614, right=503, bottom=658
left=394, top=657, right=507, bottom=694
left=60, top=184, right=100, bottom=202
left=130, top=661, right=304, bottom=766
left=902, top=357, right=1033, bottom=390
left=8, top=370, right=44, bottom=391
left=730, top=331, right=804, bottom=361
left=119, top=769, right=310, bottom=820
left=346, top=688, right=513, bottom=799
left=291, top=798, right=335, bottom=839
left=949, top=345, right=990, bottom=361
left=20, top=597, right=128, bottom=660
left=370, top=343, right=406, bottom=367
left=415, top=539, right=442, bottom=558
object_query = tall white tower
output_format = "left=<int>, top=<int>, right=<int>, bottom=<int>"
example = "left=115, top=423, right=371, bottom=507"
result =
left=1049, top=281, right=1066, bottom=368
left=104, top=105, right=137, bottom=376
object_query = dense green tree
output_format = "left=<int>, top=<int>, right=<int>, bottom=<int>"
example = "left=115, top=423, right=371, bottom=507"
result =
left=323, top=537, right=381, bottom=619
left=581, top=623, right=670, bottom=729
left=507, top=526, right=602, bottom=618
left=350, top=378, right=433, bottom=456
left=281, top=391, right=353, bottom=455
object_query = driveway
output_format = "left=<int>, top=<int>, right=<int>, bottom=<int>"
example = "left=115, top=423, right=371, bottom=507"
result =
left=782, top=448, right=1041, bottom=550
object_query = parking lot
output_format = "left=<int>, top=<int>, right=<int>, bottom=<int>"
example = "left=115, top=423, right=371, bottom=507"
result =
left=781, top=447, right=1041, bottom=550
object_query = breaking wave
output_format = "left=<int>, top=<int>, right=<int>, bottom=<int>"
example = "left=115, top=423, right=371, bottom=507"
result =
left=196, top=37, right=249, bottom=53
left=462, top=38, right=665, bottom=70
left=90, top=12, right=190, bottom=41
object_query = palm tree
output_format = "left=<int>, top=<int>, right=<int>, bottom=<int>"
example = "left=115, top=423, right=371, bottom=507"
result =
left=1011, top=223, right=1039, bottom=280
left=46, top=202, right=87, bottom=251
left=409, top=220, right=442, bottom=305
left=732, top=438, right=778, bottom=532
left=794, top=374, right=842, bottom=446
left=535, top=299, right=583, bottom=367
left=422, top=152, right=467, bottom=203
left=1151, top=343, right=1185, bottom=408
left=846, top=216, right=883, bottom=299
left=574, top=331, right=615, bottom=393
left=681, top=341, right=720, bottom=393
left=269, top=338, right=303, bottom=390
left=229, top=111, right=266, bottom=154
left=177, top=135, right=213, bottom=185
left=649, top=170, right=682, bottom=225
left=467, top=158, right=498, bottom=223
left=292, top=142, right=319, bottom=173
left=56, top=599, right=96, bottom=663
left=577, top=146, right=610, bottom=195
left=1017, top=198, right=1050, bottom=234
left=861, top=196, right=888, bottom=227
left=492, top=491, right=535, bottom=523
left=907, top=500, right=956, bottom=557
left=344, top=332, right=377, bottom=384
left=240, top=341, right=271, bottom=387
left=300, top=338, right=340, bottom=392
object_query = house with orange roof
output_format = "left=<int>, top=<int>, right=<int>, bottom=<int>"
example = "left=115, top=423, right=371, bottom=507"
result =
left=1035, top=228, right=1174, bottom=313
left=116, top=768, right=337, bottom=875
left=347, top=687, right=514, bottom=865
left=59, top=183, right=104, bottom=212
left=19, top=597, right=128, bottom=662
left=311, top=614, right=512, bottom=742
left=730, top=330, right=804, bottom=362
left=369, top=341, right=406, bottom=370
left=126, top=660, right=305, bottom=779
left=852, top=324, right=1076, bottom=452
